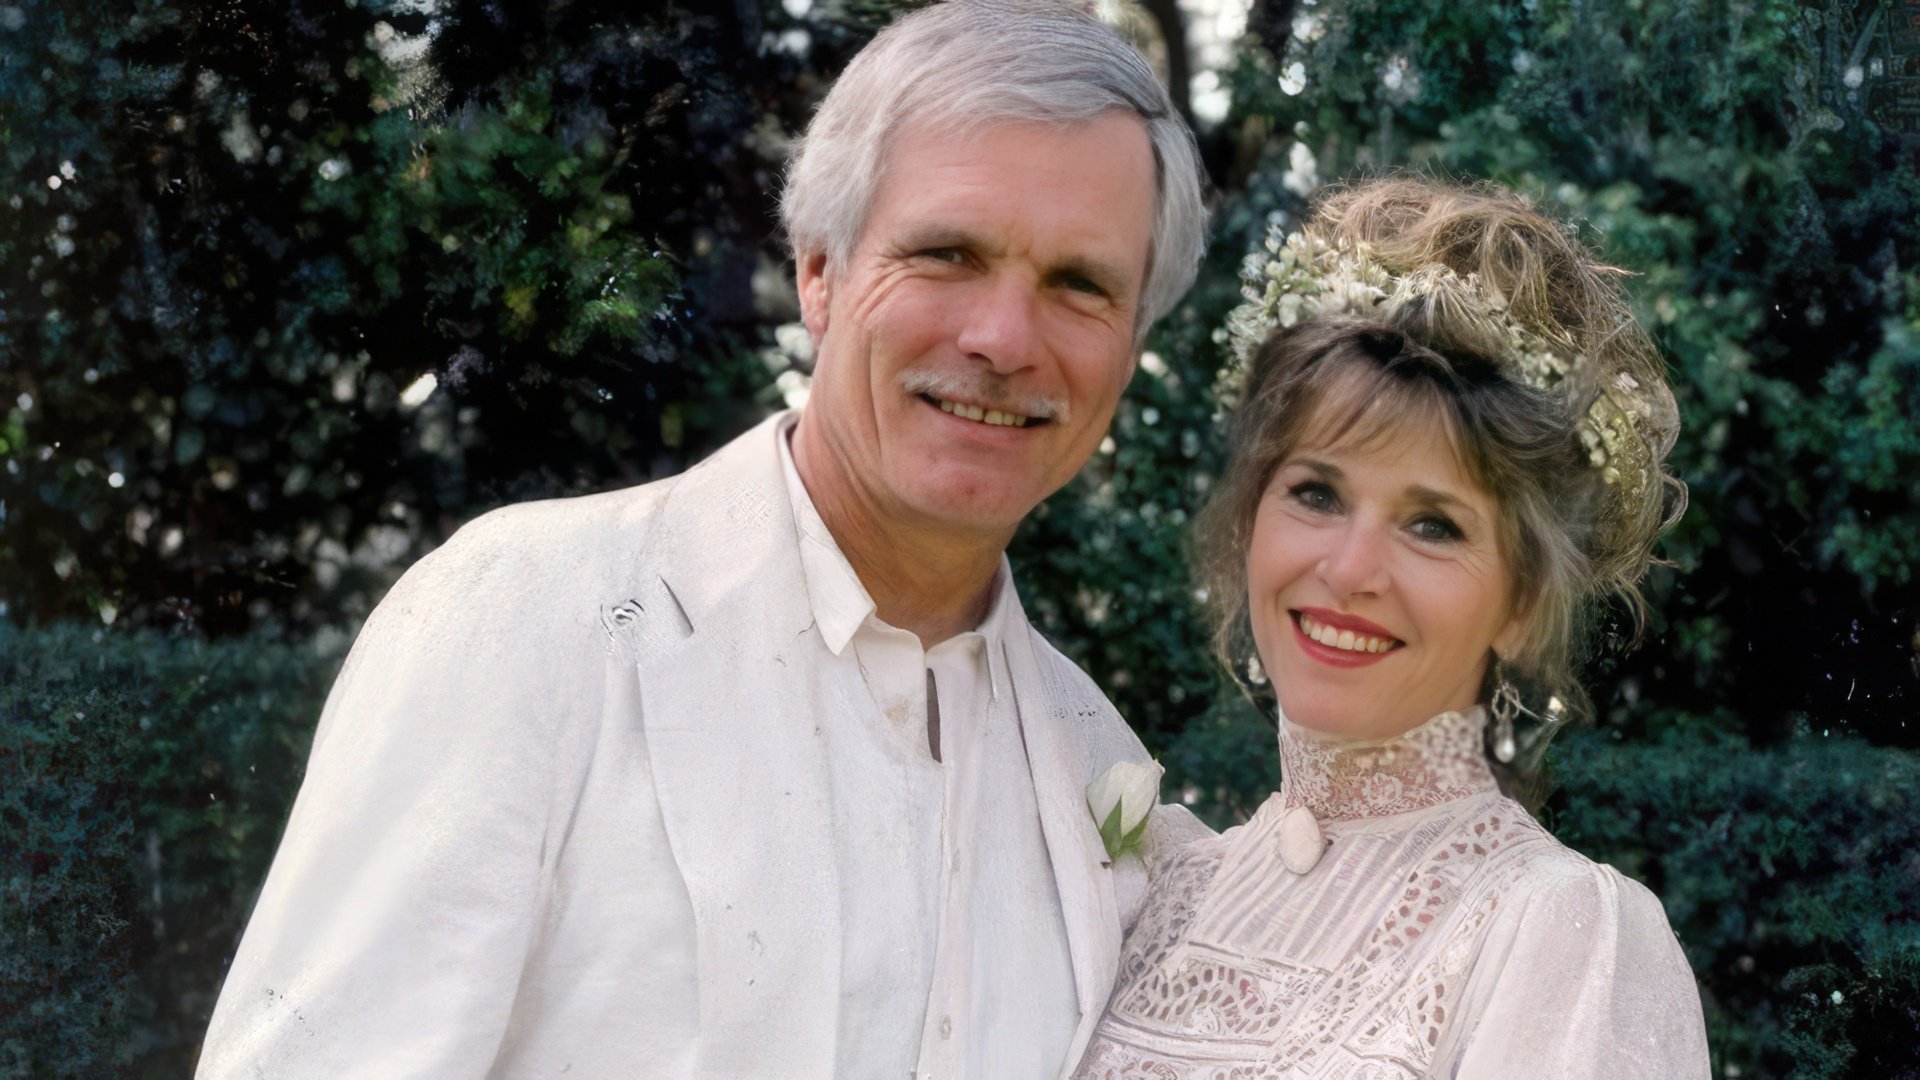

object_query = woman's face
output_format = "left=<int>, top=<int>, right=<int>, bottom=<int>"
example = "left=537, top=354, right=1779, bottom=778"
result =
left=1247, top=419, right=1522, bottom=741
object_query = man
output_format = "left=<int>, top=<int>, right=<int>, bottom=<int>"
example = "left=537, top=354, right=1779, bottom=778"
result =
left=198, top=2, right=1208, bottom=1076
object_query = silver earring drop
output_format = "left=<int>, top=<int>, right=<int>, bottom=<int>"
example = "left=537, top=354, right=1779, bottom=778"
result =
left=1490, top=660, right=1520, bottom=764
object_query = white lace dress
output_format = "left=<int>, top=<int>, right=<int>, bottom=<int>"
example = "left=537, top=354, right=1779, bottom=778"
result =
left=1075, top=707, right=1710, bottom=1079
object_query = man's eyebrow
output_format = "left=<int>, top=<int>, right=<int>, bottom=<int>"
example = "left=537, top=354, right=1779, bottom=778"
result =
left=890, top=223, right=1137, bottom=297
left=1045, top=254, right=1136, bottom=298
left=892, top=223, right=981, bottom=253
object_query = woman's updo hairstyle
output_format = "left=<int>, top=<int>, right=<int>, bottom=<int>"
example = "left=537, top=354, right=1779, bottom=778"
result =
left=1195, top=177, right=1685, bottom=746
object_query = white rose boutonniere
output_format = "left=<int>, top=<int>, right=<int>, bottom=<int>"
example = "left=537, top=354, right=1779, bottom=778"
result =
left=1086, top=760, right=1163, bottom=862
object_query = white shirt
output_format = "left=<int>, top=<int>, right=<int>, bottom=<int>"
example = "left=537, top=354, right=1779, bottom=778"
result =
left=777, top=420, right=1081, bottom=1079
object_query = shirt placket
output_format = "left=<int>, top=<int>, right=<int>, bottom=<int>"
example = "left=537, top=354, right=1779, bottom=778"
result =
left=915, top=634, right=989, bottom=1079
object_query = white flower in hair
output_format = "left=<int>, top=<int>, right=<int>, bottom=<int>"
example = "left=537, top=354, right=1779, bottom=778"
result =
left=1218, top=220, right=1661, bottom=493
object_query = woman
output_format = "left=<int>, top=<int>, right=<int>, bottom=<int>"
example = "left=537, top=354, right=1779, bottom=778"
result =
left=1075, top=179, right=1710, bottom=1078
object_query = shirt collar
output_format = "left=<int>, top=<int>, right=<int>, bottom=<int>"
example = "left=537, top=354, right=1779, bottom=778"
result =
left=775, top=414, right=1015, bottom=699
left=962, top=559, right=1014, bottom=703
left=777, top=414, right=877, bottom=656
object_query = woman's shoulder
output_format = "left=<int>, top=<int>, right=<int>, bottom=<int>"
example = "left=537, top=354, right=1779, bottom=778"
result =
left=1467, top=798, right=1685, bottom=956
left=1481, top=800, right=1654, bottom=894
left=1441, top=802, right=1710, bottom=1076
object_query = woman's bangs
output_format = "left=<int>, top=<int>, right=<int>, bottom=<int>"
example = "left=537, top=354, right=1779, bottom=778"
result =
left=1290, top=358, right=1475, bottom=476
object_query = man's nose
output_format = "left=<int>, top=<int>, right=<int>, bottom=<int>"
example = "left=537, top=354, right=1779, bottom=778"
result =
left=954, top=274, right=1042, bottom=375
left=1318, top=522, right=1390, bottom=598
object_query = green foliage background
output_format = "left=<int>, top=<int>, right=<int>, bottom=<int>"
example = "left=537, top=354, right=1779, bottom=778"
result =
left=3, top=0, right=1917, bottom=1075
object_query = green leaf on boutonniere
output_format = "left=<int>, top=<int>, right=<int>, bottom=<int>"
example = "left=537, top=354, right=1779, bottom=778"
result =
left=1099, top=800, right=1127, bottom=859
left=1099, top=800, right=1151, bottom=861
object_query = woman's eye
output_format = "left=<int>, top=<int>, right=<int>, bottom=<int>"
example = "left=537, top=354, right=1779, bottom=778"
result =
left=1410, top=515, right=1464, bottom=542
left=1288, top=482, right=1337, bottom=513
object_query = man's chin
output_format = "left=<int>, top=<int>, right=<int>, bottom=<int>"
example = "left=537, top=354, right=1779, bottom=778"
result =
left=893, top=476, right=1043, bottom=537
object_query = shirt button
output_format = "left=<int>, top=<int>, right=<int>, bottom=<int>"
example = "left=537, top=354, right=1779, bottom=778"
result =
left=940, top=1015, right=952, bottom=1039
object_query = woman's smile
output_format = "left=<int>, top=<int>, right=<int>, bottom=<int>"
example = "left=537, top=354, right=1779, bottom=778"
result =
left=1290, top=608, right=1403, bottom=667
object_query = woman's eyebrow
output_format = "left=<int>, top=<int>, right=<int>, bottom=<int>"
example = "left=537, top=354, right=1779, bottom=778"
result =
left=1405, top=484, right=1485, bottom=526
left=1292, top=458, right=1343, bottom=480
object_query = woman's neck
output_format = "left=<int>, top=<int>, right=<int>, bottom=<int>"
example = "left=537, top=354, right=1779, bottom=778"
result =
left=1276, top=706, right=1498, bottom=822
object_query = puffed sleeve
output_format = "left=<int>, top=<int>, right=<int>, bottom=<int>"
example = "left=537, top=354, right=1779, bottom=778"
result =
left=1443, top=859, right=1711, bottom=1079
left=196, top=506, right=603, bottom=1078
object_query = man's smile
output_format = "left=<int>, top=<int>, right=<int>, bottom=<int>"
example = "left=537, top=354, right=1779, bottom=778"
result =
left=921, top=393, right=1044, bottom=428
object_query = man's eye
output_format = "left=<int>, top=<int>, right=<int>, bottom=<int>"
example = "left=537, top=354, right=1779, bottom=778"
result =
left=918, top=247, right=966, bottom=264
left=1287, top=482, right=1337, bottom=513
left=1063, top=275, right=1107, bottom=297
left=1411, top=515, right=1464, bottom=543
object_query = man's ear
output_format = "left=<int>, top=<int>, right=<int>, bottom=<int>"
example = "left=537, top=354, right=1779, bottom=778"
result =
left=796, top=248, right=833, bottom=343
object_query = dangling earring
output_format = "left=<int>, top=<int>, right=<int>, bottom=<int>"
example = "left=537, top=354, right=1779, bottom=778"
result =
left=1490, top=658, right=1521, bottom=764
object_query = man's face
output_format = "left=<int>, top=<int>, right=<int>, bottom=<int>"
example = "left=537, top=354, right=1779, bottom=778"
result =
left=796, top=113, right=1158, bottom=536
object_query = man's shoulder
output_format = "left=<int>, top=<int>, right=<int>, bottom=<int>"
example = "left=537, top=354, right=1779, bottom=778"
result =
left=457, top=477, right=672, bottom=558
left=347, top=479, right=680, bottom=669
left=374, top=416, right=790, bottom=645
left=415, top=478, right=676, bottom=597
left=414, top=415, right=789, bottom=593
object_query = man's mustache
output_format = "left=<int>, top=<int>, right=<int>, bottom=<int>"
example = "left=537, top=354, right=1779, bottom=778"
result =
left=898, top=370, right=1069, bottom=423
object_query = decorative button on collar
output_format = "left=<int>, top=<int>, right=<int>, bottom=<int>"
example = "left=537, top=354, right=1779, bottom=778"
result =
left=1277, top=804, right=1325, bottom=875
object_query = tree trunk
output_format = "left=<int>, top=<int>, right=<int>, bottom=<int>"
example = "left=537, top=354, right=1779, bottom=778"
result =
left=1140, top=0, right=1192, bottom=129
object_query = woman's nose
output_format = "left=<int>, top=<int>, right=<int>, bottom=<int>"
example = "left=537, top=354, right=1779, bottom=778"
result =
left=1317, top=523, right=1389, bottom=598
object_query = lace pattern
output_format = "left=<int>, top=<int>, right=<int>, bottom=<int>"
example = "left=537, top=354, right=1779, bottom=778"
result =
left=1276, top=706, right=1495, bottom=822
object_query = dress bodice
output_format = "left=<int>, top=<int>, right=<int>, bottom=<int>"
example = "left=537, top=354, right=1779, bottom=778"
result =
left=1073, top=708, right=1709, bottom=1079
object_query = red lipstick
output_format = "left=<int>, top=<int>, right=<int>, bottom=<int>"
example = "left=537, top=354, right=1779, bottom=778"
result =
left=1290, top=608, right=1402, bottom=669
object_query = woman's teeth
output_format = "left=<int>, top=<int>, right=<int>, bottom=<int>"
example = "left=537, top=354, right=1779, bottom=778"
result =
left=936, top=398, right=1030, bottom=427
left=1298, top=613, right=1397, bottom=654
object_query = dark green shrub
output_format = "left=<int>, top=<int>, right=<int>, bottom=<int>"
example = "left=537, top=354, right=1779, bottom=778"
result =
left=0, top=622, right=335, bottom=1074
left=1549, top=719, right=1920, bottom=1076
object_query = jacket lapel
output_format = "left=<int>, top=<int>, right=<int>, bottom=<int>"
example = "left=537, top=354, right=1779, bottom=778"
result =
left=1001, top=608, right=1124, bottom=1076
left=625, top=414, right=844, bottom=1078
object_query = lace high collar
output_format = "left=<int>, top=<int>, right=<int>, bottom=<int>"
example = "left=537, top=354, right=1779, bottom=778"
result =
left=1276, top=706, right=1498, bottom=823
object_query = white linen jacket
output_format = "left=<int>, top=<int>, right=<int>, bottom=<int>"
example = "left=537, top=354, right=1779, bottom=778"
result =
left=198, top=413, right=1177, bottom=1079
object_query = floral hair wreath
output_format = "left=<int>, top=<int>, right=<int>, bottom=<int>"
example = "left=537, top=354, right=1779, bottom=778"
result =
left=1219, top=222, right=1675, bottom=515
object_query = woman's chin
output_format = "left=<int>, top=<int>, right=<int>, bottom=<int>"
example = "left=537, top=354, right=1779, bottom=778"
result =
left=1276, top=693, right=1428, bottom=742
left=1277, top=694, right=1371, bottom=738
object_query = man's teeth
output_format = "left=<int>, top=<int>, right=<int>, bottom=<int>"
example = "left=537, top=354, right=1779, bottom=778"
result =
left=1298, top=613, right=1396, bottom=654
left=936, top=398, right=1030, bottom=427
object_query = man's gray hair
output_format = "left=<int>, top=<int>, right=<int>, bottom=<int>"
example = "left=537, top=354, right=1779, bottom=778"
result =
left=781, top=0, right=1208, bottom=332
